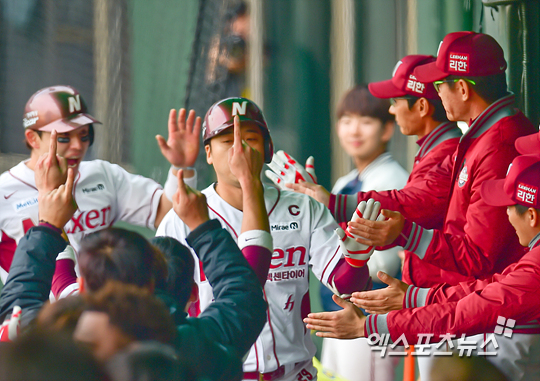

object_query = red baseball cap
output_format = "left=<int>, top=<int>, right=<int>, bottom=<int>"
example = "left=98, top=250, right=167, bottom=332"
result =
left=368, top=55, right=439, bottom=100
left=23, top=86, right=101, bottom=133
left=515, top=131, right=540, bottom=155
left=481, top=155, right=540, bottom=208
left=414, top=31, right=507, bottom=83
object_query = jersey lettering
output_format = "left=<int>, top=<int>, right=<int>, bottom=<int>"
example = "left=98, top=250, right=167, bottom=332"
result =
left=232, top=101, right=247, bottom=116
left=288, top=205, right=300, bottom=216
left=68, top=95, right=81, bottom=113
left=67, top=206, right=112, bottom=234
left=271, top=246, right=307, bottom=269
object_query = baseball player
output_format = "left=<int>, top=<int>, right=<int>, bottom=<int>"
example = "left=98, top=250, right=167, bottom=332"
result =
left=305, top=154, right=540, bottom=381
left=157, top=97, right=372, bottom=381
left=0, top=85, right=200, bottom=285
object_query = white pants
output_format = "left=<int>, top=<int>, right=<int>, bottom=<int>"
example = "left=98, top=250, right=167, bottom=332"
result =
left=321, top=337, right=399, bottom=381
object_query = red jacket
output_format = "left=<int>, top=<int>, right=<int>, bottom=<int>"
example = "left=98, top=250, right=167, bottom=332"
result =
left=329, top=121, right=461, bottom=230
left=365, top=235, right=540, bottom=343
left=333, top=95, right=536, bottom=287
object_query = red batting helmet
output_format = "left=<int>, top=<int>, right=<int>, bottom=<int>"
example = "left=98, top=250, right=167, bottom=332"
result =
left=203, top=97, right=274, bottom=163
left=23, top=85, right=101, bottom=145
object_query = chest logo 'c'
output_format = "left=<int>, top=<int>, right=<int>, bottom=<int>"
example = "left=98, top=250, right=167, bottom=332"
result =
left=288, top=205, right=300, bottom=216
left=458, top=166, right=468, bottom=187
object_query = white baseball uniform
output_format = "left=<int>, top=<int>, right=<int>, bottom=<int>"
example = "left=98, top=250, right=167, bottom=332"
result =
left=0, top=159, right=191, bottom=284
left=157, top=184, right=365, bottom=379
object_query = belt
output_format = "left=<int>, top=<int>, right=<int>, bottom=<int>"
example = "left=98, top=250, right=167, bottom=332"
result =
left=243, top=365, right=285, bottom=381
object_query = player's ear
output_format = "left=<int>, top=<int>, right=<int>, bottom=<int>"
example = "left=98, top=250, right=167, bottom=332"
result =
left=529, top=208, right=539, bottom=228
left=25, top=129, right=41, bottom=150
left=418, top=98, right=430, bottom=118
left=381, top=120, right=394, bottom=144
left=205, top=144, right=213, bottom=165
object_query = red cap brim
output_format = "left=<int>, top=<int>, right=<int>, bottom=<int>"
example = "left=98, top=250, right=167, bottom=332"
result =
left=413, top=61, right=448, bottom=83
left=368, top=80, right=407, bottom=99
left=515, top=132, right=540, bottom=155
left=36, top=114, right=101, bottom=133
left=480, top=179, right=515, bottom=207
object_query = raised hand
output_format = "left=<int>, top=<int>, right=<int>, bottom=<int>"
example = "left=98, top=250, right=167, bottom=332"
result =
left=35, top=130, right=68, bottom=193
left=265, top=150, right=317, bottom=190
left=172, top=169, right=209, bottom=231
left=38, top=167, right=77, bottom=229
left=156, top=108, right=201, bottom=168
left=304, top=295, right=366, bottom=339
left=337, top=199, right=384, bottom=268
left=228, top=115, right=264, bottom=186
left=350, top=271, right=410, bottom=314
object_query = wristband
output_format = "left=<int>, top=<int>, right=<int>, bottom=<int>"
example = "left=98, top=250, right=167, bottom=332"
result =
left=164, top=167, right=198, bottom=200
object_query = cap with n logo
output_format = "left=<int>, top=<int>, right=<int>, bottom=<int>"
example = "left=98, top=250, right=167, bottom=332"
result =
left=202, top=97, right=274, bottom=163
left=23, top=85, right=101, bottom=132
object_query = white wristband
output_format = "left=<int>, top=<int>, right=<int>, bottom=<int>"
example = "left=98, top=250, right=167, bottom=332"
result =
left=164, top=167, right=198, bottom=200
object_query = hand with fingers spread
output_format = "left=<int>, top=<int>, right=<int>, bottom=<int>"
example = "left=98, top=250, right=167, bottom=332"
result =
left=350, top=271, right=409, bottom=314
left=284, top=181, right=331, bottom=207
left=304, top=295, right=365, bottom=339
left=156, top=108, right=201, bottom=168
left=347, top=209, right=405, bottom=248
left=228, top=115, right=264, bottom=186
left=38, top=168, right=78, bottom=229
left=336, top=199, right=384, bottom=268
left=172, top=169, right=209, bottom=231
left=35, top=130, right=69, bottom=193
left=265, top=150, right=317, bottom=190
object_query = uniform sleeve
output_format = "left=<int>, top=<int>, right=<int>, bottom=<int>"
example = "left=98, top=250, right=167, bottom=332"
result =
left=329, top=155, right=453, bottom=228
left=106, top=162, right=163, bottom=229
left=238, top=230, right=273, bottom=286
left=367, top=257, right=540, bottom=344
left=395, top=144, right=520, bottom=278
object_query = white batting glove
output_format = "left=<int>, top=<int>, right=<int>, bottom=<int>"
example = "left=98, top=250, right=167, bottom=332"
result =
left=336, top=199, right=384, bottom=268
left=265, top=150, right=317, bottom=190
left=0, top=306, right=21, bottom=342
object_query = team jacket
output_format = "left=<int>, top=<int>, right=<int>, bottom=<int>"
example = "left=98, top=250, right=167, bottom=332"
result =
left=329, top=121, right=461, bottom=230
left=0, top=160, right=164, bottom=283
left=365, top=233, right=540, bottom=343
left=333, top=95, right=536, bottom=287
left=157, top=184, right=372, bottom=374
left=0, top=221, right=268, bottom=381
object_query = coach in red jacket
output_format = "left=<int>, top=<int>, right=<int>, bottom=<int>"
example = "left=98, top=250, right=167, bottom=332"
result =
left=347, top=31, right=537, bottom=287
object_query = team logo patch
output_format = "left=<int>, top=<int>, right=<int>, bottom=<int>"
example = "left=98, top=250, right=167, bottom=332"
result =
left=271, top=222, right=300, bottom=232
left=516, top=183, right=537, bottom=205
left=449, top=52, right=469, bottom=73
left=23, top=111, right=39, bottom=128
left=406, top=74, right=425, bottom=94
left=458, top=166, right=468, bottom=187
left=81, top=184, right=105, bottom=194
left=13, top=197, right=38, bottom=212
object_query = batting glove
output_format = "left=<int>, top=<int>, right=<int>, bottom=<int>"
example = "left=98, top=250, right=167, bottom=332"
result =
left=0, top=306, right=21, bottom=342
left=326, top=278, right=352, bottom=300
left=265, top=150, right=317, bottom=190
left=336, top=199, right=384, bottom=268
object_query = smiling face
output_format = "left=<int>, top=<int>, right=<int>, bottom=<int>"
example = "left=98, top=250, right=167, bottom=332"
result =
left=205, top=122, right=265, bottom=188
left=29, top=125, right=91, bottom=173
left=336, top=113, right=393, bottom=164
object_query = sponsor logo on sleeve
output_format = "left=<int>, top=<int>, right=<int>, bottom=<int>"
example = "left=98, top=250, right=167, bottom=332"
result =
left=81, top=184, right=105, bottom=194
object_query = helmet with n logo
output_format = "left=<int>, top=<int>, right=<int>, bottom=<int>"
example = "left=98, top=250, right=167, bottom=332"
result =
left=203, top=97, right=274, bottom=163
left=23, top=85, right=101, bottom=144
